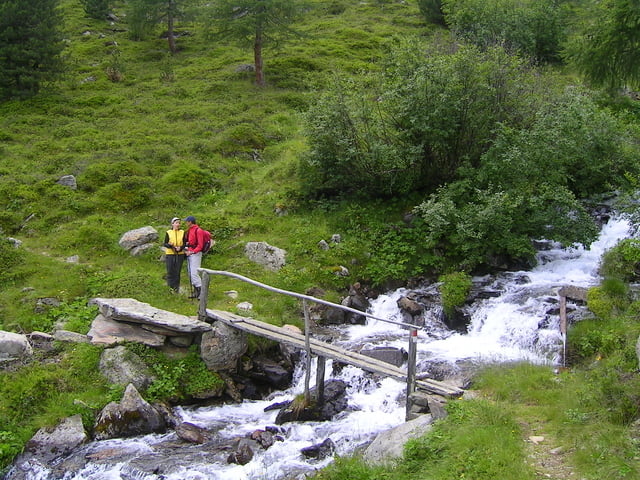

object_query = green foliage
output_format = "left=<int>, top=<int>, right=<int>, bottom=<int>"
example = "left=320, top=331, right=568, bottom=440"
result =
left=47, top=298, right=98, bottom=334
left=438, top=271, right=471, bottom=316
left=568, top=316, right=632, bottom=361
left=361, top=217, right=441, bottom=286
left=599, top=238, right=640, bottom=282
left=0, top=0, right=64, bottom=99
left=158, top=161, right=219, bottom=200
left=564, top=0, right=640, bottom=90
left=126, top=0, right=163, bottom=41
left=81, top=0, right=110, bottom=19
left=0, top=239, right=25, bottom=289
left=442, top=0, right=568, bottom=62
left=473, top=362, right=563, bottom=404
left=0, top=430, right=21, bottom=472
left=478, top=87, right=639, bottom=199
left=90, top=271, right=163, bottom=298
left=586, top=285, right=630, bottom=320
left=417, top=0, right=445, bottom=26
left=303, top=41, right=552, bottom=199
left=301, top=75, right=417, bottom=198
left=205, top=0, right=308, bottom=85
left=127, top=344, right=224, bottom=402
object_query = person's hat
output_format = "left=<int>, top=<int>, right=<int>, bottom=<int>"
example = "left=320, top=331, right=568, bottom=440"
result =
left=184, top=215, right=196, bottom=223
left=171, top=217, right=180, bottom=223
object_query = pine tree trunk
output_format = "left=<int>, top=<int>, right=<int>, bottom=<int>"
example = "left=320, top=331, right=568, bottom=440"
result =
left=167, top=0, right=177, bottom=54
left=254, top=28, right=265, bottom=86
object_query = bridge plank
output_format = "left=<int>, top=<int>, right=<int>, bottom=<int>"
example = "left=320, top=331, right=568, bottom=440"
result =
left=207, top=309, right=462, bottom=397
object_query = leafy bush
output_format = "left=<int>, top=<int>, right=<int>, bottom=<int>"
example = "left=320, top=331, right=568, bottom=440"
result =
left=0, top=239, right=25, bottom=289
left=47, top=298, right=98, bottom=334
left=569, top=317, right=628, bottom=361
left=301, top=75, right=416, bottom=198
left=442, top=0, right=568, bottom=62
left=81, top=0, right=110, bottom=19
left=127, top=344, right=224, bottom=403
left=362, top=217, right=441, bottom=286
left=587, top=285, right=629, bottom=320
left=158, top=161, right=219, bottom=201
left=599, top=238, right=640, bottom=282
left=418, top=0, right=445, bottom=25
left=302, top=42, right=547, bottom=199
left=439, top=271, right=472, bottom=316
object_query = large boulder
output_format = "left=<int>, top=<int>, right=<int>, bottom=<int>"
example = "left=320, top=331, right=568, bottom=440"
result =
left=274, top=379, right=348, bottom=424
left=93, top=384, right=167, bottom=441
left=200, top=321, right=248, bottom=371
left=118, top=226, right=158, bottom=253
left=99, top=345, right=155, bottom=390
left=4, top=415, right=88, bottom=480
left=244, top=241, right=287, bottom=271
left=362, top=413, right=435, bottom=466
left=0, top=330, right=33, bottom=362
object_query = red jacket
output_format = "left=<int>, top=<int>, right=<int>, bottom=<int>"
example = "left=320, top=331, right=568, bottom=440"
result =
left=185, top=224, right=206, bottom=254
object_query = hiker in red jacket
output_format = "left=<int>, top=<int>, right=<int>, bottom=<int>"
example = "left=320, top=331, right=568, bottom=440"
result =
left=183, top=215, right=206, bottom=299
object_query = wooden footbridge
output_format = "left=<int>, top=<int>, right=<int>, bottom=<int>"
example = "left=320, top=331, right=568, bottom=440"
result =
left=197, top=269, right=463, bottom=419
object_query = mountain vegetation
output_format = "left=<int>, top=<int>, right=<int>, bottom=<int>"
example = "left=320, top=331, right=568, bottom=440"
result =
left=1, top=0, right=640, bottom=477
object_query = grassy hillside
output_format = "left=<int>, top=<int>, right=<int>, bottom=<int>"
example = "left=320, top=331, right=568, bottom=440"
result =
left=0, top=0, right=429, bottom=332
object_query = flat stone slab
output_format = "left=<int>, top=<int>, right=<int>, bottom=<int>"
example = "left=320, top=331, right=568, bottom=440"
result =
left=90, top=298, right=212, bottom=334
left=88, top=314, right=166, bottom=347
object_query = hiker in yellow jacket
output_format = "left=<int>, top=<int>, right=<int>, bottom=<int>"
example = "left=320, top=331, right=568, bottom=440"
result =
left=163, top=217, right=186, bottom=293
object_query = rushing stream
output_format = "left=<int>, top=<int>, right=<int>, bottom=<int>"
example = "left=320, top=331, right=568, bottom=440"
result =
left=10, top=217, right=633, bottom=480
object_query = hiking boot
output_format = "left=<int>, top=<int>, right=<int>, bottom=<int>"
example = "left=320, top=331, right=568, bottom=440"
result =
left=189, top=286, right=201, bottom=299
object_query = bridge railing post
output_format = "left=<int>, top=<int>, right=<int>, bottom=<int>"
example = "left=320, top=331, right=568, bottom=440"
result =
left=303, top=299, right=312, bottom=405
left=405, top=327, right=418, bottom=421
left=198, top=271, right=210, bottom=322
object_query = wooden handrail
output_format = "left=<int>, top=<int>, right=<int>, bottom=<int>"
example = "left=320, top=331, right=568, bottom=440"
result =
left=197, top=268, right=423, bottom=419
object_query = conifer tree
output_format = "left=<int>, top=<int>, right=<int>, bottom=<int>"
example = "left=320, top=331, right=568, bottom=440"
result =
left=207, top=0, right=306, bottom=86
left=564, top=0, right=640, bottom=90
left=0, top=0, right=64, bottom=100
left=81, top=0, right=110, bottom=19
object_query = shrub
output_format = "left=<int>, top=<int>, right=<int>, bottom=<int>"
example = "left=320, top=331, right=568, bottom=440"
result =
left=158, top=161, right=219, bottom=201
left=0, top=239, right=26, bottom=289
left=439, top=271, right=472, bottom=317
left=442, top=0, right=568, bottom=62
left=599, top=238, right=640, bottom=282
left=418, top=0, right=445, bottom=25
left=127, top=344, right=224, bottom=403
left=587, top=285, right=629, bottom=320
left=93, top=176, right=154, bottom=212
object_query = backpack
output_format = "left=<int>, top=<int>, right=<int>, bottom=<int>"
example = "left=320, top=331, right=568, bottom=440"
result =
left=199, top=227, right=213, bottom=254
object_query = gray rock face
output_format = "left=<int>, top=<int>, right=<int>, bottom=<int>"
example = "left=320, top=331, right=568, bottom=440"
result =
left=0, top=330, right=33, bottom=362
left=26, top=414, right=88, bottom=460
left=99, top=345, right=155, bottom=390
left=93, top=384, right=167, bottom=441
left=200, top=322, right=248, bottom=371
left=360, top=346, right=407, bottom=367
left=244, top=241, right=287, bottom=271
left=4, top=415, right=88, bottom=480
left=88, top=313, right=166, bottom=346
left=362, top=413, right=434, bottom=466
left=118, top=226, right=158, bottom=252
left=56, top=175, right=77, bottom=190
